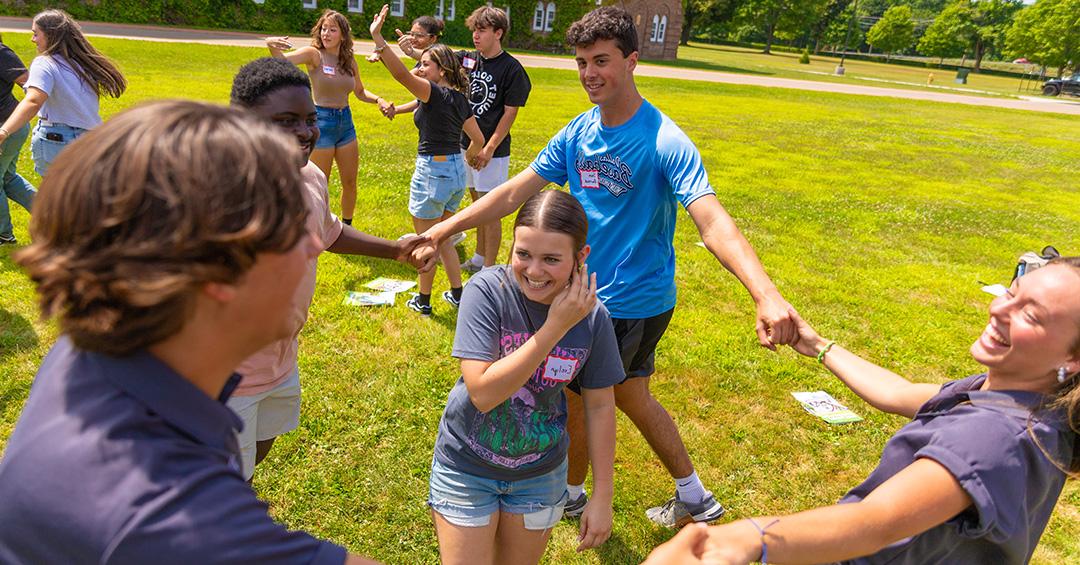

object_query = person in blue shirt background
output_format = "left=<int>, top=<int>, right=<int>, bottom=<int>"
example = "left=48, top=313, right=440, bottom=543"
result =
left=417, top=6, right=798, bottom=528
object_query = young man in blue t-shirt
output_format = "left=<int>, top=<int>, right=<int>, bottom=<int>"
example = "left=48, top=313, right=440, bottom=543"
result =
left=421, top=7, right=797, bottom=527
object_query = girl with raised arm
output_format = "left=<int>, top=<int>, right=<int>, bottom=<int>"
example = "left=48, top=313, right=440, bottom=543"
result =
left=369, top=4, right=484, bottom=316
left=429, top=190, right=619, bottom=564
left=646, top=258, right=1080, bottom=565
left=266, top=9, right=390, bottom=226
left=0, top=10, right=125, bottom=176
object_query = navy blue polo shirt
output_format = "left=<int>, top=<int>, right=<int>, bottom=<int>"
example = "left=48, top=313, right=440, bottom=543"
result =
left=839, top=374, right=1074, bottom=565
left=0, top=336, right=346, bottom=564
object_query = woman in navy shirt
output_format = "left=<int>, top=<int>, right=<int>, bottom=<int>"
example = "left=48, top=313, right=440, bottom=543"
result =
left=649, top=258, right=1080, bottom=565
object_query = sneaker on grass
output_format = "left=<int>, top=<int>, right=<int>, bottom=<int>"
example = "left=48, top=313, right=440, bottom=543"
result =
left=442, top=290, right=460, bottom=308
left=563, top=492, right=588, bottom=519
left=460, top=260, right=483, bottom=275
left=406, top=294, right=432, bottom=317
left=645, top=491, right=725, bottom=528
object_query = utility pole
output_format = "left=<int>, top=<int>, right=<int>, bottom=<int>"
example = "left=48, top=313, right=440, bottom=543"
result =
left=835, top=0, right=859, bottom=76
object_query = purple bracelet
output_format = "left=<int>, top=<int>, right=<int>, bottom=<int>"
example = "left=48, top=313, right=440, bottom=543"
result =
left=747, top=517, right=780, bottom=563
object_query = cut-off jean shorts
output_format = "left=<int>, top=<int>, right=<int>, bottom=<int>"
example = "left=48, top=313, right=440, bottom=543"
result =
left=428, top=456, right=568, bottom=530
left=409, top=153, right=466, bottom=220
left=314, top=105, right=356, bottom=149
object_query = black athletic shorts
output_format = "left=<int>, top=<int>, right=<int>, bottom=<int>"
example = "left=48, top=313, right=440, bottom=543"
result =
left=567, top=307, right=675, bottom=394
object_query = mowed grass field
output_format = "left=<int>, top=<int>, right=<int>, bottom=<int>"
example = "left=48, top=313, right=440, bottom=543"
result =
left=666, top=42, right=1039, bottom=98
left=0, top=34, right=1078, bottom=563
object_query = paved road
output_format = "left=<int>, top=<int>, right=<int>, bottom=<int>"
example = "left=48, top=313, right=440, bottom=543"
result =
left=3, top=16, right=1078, bottom=116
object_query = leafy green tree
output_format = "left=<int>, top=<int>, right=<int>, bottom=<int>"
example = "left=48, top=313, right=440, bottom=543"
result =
left=822, top=2, right=865, bottom=51
left=681, top=0, right=741, bottom=45
left=736, top=0, right=830, bottom=54
left=867, top=5, right=916, bottom=60
left=1006, top=0, right=1080, bottom=76
left=918, top=3, right=970, bottom=62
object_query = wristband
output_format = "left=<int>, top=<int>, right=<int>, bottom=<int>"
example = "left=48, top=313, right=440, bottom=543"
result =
left=816, top=341, right=836, bottom=364
left=373, top=44, right=387, bottom=53
left=0, top=127, right=8, bottom=138
left=747, top=518, right=779, bottom=563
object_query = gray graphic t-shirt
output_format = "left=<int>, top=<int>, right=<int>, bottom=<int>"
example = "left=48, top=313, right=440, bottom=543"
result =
left=434, top=266, right=624, bottom=481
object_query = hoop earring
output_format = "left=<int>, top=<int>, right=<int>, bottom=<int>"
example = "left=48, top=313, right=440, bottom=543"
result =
left=1058, top=366, right=1068, bottom=383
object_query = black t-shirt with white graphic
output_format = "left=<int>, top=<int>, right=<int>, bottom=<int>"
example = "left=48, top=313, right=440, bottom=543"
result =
left=456, top=50, right=531, bottom=158
left=0, top=45, right=27, bottom=121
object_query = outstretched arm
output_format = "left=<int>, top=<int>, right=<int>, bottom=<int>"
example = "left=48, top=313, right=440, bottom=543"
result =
left=265, top=38, right=320, bottom=68
left=0, top=87, right=47, bottom=149
left=327, top=229, right=430, bottom=271
left=695, top=458, right=971, bottom=564
left=686, top=195, right=796, bottom=350
left=369, top=5, right=432, bottom=102
left=352, top=70, right=384, bottom=106
left=786, top=308, right=940, bottom=419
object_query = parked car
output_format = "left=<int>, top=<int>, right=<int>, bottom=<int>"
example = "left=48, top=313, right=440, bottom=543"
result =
left=1042, top=74, right=1080, bottom=96
left=1013, top=57, right=1030, bottom=64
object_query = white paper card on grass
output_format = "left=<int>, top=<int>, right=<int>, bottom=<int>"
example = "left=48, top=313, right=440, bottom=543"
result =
left=791, top=391, right=862, bottom=424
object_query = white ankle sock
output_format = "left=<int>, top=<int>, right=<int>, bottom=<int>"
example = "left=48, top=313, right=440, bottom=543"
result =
left=674, top=471, right=707, bottom=504
left=469, top=253, right=484, bottom=265
left=567, top=483, right=585, bottom=499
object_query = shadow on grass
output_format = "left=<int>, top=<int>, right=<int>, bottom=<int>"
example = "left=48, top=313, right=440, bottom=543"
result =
left=0, top=309, right=37, bottom=359
left=593, top=530, right=669, bottom=563
left=648, top=58, right=775, bottom=76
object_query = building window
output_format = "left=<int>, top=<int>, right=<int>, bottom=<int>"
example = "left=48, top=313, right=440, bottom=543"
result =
left=390, top=0, right=404, bottom=17
left=302, top=0, right=317, bottom=8
left=448, top=0, right=456, bottom=20
left=435, top=0, right=443, bottom=18
left=253, top=0, right=265, bottom=4
left=658, top=15, right=667, bottom=42
left=544, top=2, right=555, bottom=32
left=650, top=15, right=659, bottom=42
left=347, top=0, right=362, bottom=13
left=533, top=1, right=544, bottom=31
left=503, top=5, right=509, bottom=27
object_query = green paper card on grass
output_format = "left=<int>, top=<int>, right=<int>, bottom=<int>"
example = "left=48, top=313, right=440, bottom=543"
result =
left=344, top=291, right=396, bottom=306
left=791, top=391, right=863, bottom=424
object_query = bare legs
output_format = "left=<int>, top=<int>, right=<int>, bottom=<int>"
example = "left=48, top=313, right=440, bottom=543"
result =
left=567, top=376, right=694, bottom=486
left=310, top=139, right=360, bottom=221
left=432, top=510, right=552, bottom=565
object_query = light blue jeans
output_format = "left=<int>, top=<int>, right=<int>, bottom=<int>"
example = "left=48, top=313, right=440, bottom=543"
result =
left=0, top=123, right=35, bottom=238
left=31, top=121, right=88, bottom=177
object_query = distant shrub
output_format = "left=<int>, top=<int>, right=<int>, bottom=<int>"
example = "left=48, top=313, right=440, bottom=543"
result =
left=799, top=48, right=810, bottom=64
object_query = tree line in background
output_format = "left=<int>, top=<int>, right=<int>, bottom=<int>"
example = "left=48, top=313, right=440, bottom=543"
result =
left=682, top=0, right=1079, bottom=75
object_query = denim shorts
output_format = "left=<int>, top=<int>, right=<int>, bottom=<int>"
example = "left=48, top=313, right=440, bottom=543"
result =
left=314, top=105, right=356, bottom=149
left=428, top=456, right=568, bottom=530
left=409, top=153, right=466, bottom=220
left=31, top=121, right=88, bottom=176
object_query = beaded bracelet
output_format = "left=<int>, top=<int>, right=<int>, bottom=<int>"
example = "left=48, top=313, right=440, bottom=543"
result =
left=816, top=341, right=836, bottom=364
left=747, top=517, right=780, bottom=563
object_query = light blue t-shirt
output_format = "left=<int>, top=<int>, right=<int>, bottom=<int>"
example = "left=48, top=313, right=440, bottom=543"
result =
left=26, top=54, right=102, bottom=131
left=530, top=100, right=714, bottom=319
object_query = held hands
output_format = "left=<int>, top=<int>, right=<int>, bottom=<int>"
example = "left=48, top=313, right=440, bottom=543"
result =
left=576, top=497, right=613, bottom=551
left=378, top=99, right=395, bottom=120
left=784, top=306, right=829, bottom=359
left=470, top=146, right=493, bottom=171
left=395, top=234, right=433, bottom=273
left=547, top=263, right=597, bottom=334
left=642, top=523, right=710, bottom=564
left=754, top=294, right=797, bottom=351
left=411, top=227, right=441, bottom=272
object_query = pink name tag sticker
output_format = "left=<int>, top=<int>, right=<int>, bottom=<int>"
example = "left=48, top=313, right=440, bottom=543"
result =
left=542, top=355, right=578, bottom=382
left=322, top=65, right=336, bottom=76
left=580, top=170, right=600, bottom=189
left=462, top=56, right=477, bottom=70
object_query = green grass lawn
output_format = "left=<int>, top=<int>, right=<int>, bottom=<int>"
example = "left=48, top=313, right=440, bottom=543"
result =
left=1, top=34, right=1078, bottom=563
left=661, top=42, right=1038, bottom=99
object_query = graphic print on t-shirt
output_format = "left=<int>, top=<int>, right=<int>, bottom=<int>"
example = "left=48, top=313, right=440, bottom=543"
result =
left=465, top=328, right=588, bottom=468
left=575, top=152, right=635, bottom=197
left=468, top=69, right=498, bottom=117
